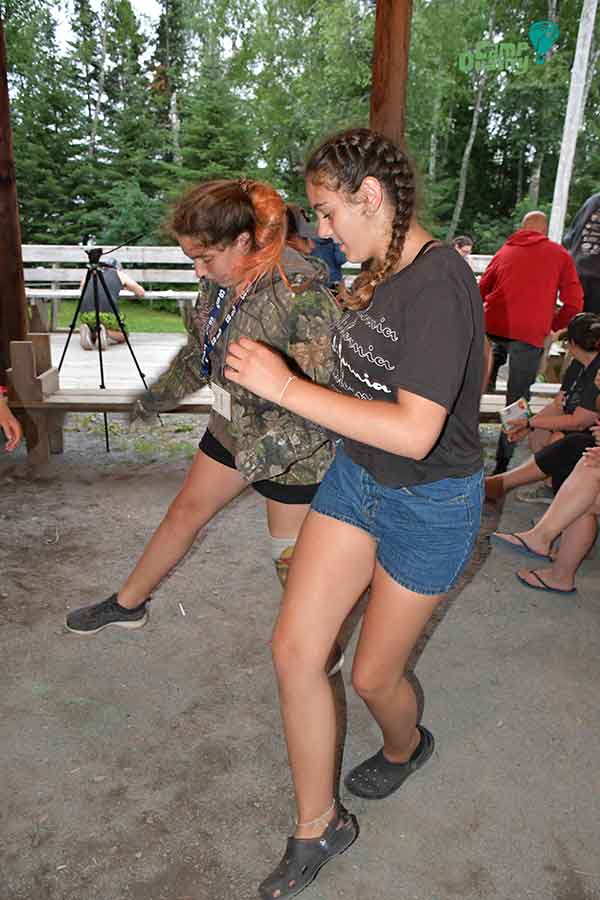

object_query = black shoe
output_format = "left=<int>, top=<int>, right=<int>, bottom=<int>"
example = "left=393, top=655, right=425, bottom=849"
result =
left=344, top=725, right=435, bottom=799
left=65, top=593, right=149, bottom=635
left=258, top=803, right=359, bottom=899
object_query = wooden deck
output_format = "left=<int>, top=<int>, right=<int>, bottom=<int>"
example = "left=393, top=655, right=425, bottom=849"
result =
left=49, top=332, right=189, bottom=390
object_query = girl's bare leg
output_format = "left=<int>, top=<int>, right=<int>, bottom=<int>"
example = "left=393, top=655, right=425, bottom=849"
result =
left=350, top=566, right=443, bottom=762
left=265, top=498, right=310, bottom=540
left=271, top=512, right=376, bottom=838
left=272, top=511, right=444, bottom=840
left=266, top=498, right=343, bottom=678
left=118, top=450, right=247, bottom=607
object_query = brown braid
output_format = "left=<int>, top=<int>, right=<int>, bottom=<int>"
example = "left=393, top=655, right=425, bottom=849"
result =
left=305, top=128, right=415, bottom=310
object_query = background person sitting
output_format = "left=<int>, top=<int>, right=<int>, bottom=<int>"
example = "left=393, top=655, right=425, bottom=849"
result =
left=485, top=313, right=600, bottom=502
left=507, top=313, right=600, bottom=453
left=79, top=257, right=145, bottom=350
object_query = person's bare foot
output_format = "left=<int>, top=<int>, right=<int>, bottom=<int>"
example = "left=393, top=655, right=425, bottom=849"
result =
left=495, top=530, right=552, bottom=557
left=516, top=566, right=575, bottom=593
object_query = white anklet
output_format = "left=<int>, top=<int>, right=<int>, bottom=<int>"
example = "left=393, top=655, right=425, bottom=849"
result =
left=296, top=799, right=336, bottom=829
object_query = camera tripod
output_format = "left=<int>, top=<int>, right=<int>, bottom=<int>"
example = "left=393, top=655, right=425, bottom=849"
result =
left=58, top=242, right=152, bottom=452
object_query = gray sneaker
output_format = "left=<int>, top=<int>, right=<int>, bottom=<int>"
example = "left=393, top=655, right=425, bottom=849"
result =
left=79, top=323, right=94, bottom=350
left=66, top=593, right=149, bottom=635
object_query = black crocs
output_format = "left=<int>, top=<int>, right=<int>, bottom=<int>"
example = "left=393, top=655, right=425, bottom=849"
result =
left=258, top=803, right=359, bottom=899
left=344, top=724, right=435, bottom=799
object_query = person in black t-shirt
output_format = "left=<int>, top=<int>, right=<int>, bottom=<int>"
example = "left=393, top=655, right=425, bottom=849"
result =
left=485, top=313, right=600, bottom=503
left=224, top=128, right=485, bottom=899
left=564, top=193, right=600, bottom=314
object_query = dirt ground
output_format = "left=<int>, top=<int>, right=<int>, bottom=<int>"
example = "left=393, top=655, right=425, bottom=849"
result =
left=4, top=418, right=597, bottom=900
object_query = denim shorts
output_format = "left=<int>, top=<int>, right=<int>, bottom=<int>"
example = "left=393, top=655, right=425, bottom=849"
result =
left=311, top=445, right=484, bottom=595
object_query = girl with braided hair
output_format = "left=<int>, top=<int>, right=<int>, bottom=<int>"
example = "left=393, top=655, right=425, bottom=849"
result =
left=65, top=178, right=342, bottom=653
left=226, top=129, right=485, bottom=898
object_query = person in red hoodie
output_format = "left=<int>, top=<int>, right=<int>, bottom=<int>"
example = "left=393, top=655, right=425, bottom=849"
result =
left=480, top=211, right=583, bottom=473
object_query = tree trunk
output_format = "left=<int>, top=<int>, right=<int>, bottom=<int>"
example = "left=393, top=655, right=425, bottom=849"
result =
left=428, top=90, right=441, bottom=181
left=88, top=6, right=108, bottom=159
left=549, top=0, right=599, bottom=241
left=169, top=90, right=182, bottom=164
left=529, top=149, right=544, bottom=206
left=446, top=71, right=486, bottom=241
left=579, top=39, right=599, bottom=131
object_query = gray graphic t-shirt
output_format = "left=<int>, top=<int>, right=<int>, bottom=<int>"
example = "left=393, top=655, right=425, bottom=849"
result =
left=330, top=246, right=484, bottom=487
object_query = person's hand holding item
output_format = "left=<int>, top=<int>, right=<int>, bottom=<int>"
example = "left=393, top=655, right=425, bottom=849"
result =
left=225, top=338, right=295, bottom=405
left=505, top=422, right=529, bottom=443
left=0, top=391, right=23, bottom=451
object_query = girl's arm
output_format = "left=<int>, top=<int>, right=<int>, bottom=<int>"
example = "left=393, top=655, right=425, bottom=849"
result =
left=225, top=338, right=447, bottom=460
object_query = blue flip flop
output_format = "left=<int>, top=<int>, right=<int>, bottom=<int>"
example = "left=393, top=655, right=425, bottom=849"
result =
left=516, top=570, right=577, bottom=595
left=491, top=532, right=551, bottom=562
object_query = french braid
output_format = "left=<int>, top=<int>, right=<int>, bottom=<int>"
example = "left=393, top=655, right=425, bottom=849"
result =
left=305, top=128, right=415, bottom=310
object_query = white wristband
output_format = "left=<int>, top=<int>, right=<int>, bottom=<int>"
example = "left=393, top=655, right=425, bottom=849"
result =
left=278, top=375, right=297, bottom=405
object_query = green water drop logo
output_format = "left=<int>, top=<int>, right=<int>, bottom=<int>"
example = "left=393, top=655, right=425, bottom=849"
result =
left=529, top=20, right=560, bottom=64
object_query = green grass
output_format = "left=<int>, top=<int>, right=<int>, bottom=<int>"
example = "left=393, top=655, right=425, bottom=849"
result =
left=57, top=299, right=186, bottom=333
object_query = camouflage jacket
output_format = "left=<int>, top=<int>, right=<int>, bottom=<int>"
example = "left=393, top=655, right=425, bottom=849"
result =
left=147, top=248, right=340, bottom=485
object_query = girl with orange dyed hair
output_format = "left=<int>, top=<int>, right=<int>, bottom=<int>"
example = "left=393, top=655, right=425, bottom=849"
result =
left=65, top=178, right=342, bottom=657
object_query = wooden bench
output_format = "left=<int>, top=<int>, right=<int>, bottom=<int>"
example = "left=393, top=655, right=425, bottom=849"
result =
left=8, top=333, right=559, bottom=465
left=23, top=247, right=492, bottom=332
left=342, top=254, right=492, bottom=284
left=23, top=244, right=199, bottom=331
left=7, top=335, right=212, bottom=465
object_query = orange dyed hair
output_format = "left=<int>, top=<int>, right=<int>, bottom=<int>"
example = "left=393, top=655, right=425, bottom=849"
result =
left=170, top=179, right=288, bottom=286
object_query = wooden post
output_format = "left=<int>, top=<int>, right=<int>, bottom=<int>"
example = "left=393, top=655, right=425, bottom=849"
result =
left=370, top=0, right=413, bottom=145
left=0, top=15, right=28, bottom=382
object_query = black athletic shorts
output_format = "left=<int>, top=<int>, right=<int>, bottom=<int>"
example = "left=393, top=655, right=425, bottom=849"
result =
left=198, top=430, right=319, bottom=505
left=535, top=431, right=596, bottom=493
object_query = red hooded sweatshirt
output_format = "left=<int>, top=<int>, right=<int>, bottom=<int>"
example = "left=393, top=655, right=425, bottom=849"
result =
left=479, top=229, right=583, bottom=347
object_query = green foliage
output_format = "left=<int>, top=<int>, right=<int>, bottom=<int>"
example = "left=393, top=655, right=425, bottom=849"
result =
left=58, top=299, right=186, bottom=333
left=5, top=0, right=600, bottom=253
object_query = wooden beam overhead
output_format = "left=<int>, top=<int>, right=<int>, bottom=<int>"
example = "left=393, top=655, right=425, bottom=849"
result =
left=370, top=0, right=413, bottom=146
left=0, top=15, right=28, bottom=380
